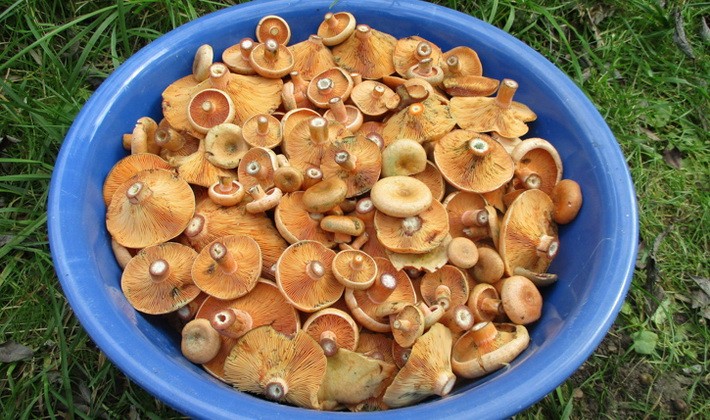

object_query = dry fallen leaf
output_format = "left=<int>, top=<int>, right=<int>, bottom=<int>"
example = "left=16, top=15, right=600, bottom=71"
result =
left=0, top=341, right=34, bottom=363
left=690, top=276, right=710, bottom=320
left=663, top=147, right=683, bottom=169
left=673, top=7, right=696, bottom=59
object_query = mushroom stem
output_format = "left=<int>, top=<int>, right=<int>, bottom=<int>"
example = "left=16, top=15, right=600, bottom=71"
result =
left=416, top=41, right=433, bottom=59
left=247, top=184, right=267, bottom=200
left=480, top=297, right=503, bottom=316
left=263, top=39, right=280, bottom=62
left=309, top=117, right=330, bottom=146
left=461, top=208, right=489, bottom=227
left=414, top=57, right=434, bottom=76
left=372, top=84, right=386, bottom=98
left=324, top=12, right=338, bottom=31
left=240, top=38, right=255, bottom=59
left=421, top=303, right=445, bottom=327
left=302, top=167, right=323, bottom=189
left=316, top=77, right=334, bottom=95
left=469, top=321, right=499, bottom=354
left=468, top=137, right=490, bottom=157
left=537, top=234, right=560, bottom=259
left=448, top=305, right=475, bottom=335
left=264, top=377, right=289, bottom=401
left=408, top=102, right=424, bottom=117
left=211, top=308, right=253, bottom=339
left=516, top=167, right=542, bottom=190
left=184, top=214, right=206, bottom=238
left=495, top=78, right=518, bottom=109
left=290, top=71, right=309, bottom=92
left=126, top=181, right=152, bottom=204
left=148, top=259, right=170, bottom=283
left=392, top=318, right=413, bottom=332
left=306, top=260, right=326, bottom=280
left=435, top=284, right=452, bottom=310
left=255, top=114, right=270, bottom=135
left=349, top=254, right=365, bottom=271
left=401, top=216, right=423, bottom=236
left=209, top=63, right=230, bottom=90
left=215, top=176, right=238, bottom=194
left=319, top=330, right=339, bottom=357
left=514, top=266, right=559, bottom=287
left=367, top=273, right=397, bottom=304
left=334, top=150, right=357, bottom=172
left=355, top=24, right=371, bottom=39
left=350, top=72, right=363, bottom=85
left=446, top=55, right=461, bottom=75
left=433, top=372, right=457, bottom=397
left=349, top=232, right=369, bottom=250
left=155, top=127, right=186, bottom=151
left=210, top=242, right=238, bottom=274
left=328, top=97, right=349, bottom=125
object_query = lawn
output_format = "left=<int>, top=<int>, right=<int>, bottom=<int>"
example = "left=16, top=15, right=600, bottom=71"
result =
left=1, top=0, right=708, bottom=418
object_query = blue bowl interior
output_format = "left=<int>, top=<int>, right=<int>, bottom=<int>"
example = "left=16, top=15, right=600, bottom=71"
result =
left=48, top=0, right=638, bottom=418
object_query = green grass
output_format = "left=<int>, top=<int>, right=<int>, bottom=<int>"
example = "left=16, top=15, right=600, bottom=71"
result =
left=1, top=0, right=708, bottom=418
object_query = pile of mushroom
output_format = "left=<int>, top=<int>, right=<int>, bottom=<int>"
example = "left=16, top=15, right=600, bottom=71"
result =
left=104, top=11, right=584, bottom=411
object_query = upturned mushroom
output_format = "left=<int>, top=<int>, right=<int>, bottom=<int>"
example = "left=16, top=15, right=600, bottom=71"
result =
left=170, top=139, right=238, bottom=188
left=382, top=98, right=456, bottom=145
left=419, top=264, right=470, bottom=311
left=510, top=137, right=563, bottom=195
left=223, top=326, right=326, bottom=409
left=323, top=97, right=364, bottom=132
left=222, top=38, right=257, bottom=75
left=382, top=323, right=456, bottom=408
left=207, top=176, right=245, bottom=207
left=317, top=12, right=357, bottom=46
left=442, top=75, right=500, bottom=97
left=434, top=130, right=514, bottom=194
left=307, top=67, right=355, bottom=108
left=241, top=113, right=282, bottom=149
left=120, top=242, right=200, bottom=315
left=102, top=153, right=173, bottom=206
left=275, top=240, right=342, bottom=312
left=467, top=283, right=504, bottom=323
left=450, top=78, right=537, bottom=138
left=191, top=235, right=262, bottom=300
left=386, top=234, right=452, bottom=273
left=302, top=307, right=360, bottom=357
left=245, top=184, right=283, bottom=214
left=289, top=34, right=337, bottom=80
left=350, top=80, right=400, bottom=117
left=274, top=191, right=335, bottom=247
left=442, top=46, right=483, bottom=77
left=237, top=146, right=278, bottom=190
left=410, top=160, right=446, bottom=202
left=281, top=72, right=314, bottom=110
left=443, top=190, right=494, bottom=241
left=106, top=169, right=195, bottom=248
left=320, top=134, right=382, bottom=198
left=451, top=322, right=530, bottom=378
left=332, top=248, right=378, bottom=290
left=393, top=36, right=443, bottom=78
left=282, top=116, right=351, bottom=172
left=249, top=39, right=295, bottom=79
left=187, top=88, right=236, bottom=134
left=406, top=57, right=445, bottom=87
left=373, top=200, right=449, bottom=254
left=204, top=123, right=250, bottom=169
left=332, top=24, right=396, bottom=80
left=255, top=15, right=291, bottom=45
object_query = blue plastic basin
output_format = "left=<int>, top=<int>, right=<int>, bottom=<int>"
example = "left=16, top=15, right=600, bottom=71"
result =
left=48, top=0, right=638, bottom=418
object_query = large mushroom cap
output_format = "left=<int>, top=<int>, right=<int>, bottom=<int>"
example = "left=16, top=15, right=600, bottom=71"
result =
left=276, top=240, right=342, bottom=312
left=275, top=191, right=335, bottom=247
left=370, top=176, right=433, bottom=218
left=303, top=307, right=360, bottom=357
left=332, top=249, right=378, bottom=290
left=187, top=88, right=236, bottom=134
left=307, top=67, right=354, bottom=108
left=332, top=24, right=396, bottom=80
left=255, top=15, right=291, bottom=45
left=451, top=322, right=529, bottom=378
left=282, top=116, right=352, bottom=172
left=102, top=153, right=173, bottom=206
left=249, top=39, right=295, bottom=79
left=419, top=264, right=470, bottom=310
left=289, top=35, right=337, bottom=80
left=374, top=200, right=449, bottom=255
left=382, top=98, right=456, bottom=145
left=223, top=326, right=326, bottom=409
left=350, top=80, right=400, bottom=117
left=321, top=134, right=382, bottom=198
left=443, top=45, right=483, bottom=77
left=434, top=130, right=514, bottom=194
left=510, top=137, right=563, bottom=196
left=317, top=12, right=357, bottom=46
left=499, top=189, right=559, bottom=276
left=191, top=235, right=262, bottom=300
left=106, top=168, right=195, bottom=249
left=204, top=123, right=250, bottom=169
left=120, top=242, right=200, bottom=315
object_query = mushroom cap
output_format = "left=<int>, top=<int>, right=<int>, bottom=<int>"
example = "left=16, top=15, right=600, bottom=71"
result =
left=302, top=176, right=348, bottom=214
left=169, top=138, right=238, bottom=188
left=467, top=283, right=502, bottom=323
left=321, top=134, right=382, bottom=198
left=106, top=169, right=195, bottom=248
left=161, top=75, right=203, bottom=137
left=382, top=323, right=456, bottom=408
left=350, top=80, right=400, bottom=116
left=443, top=190, right=491, bottom=241
left=470, top=245, right=505, bottom=284
left=120, top=242, right=200, bottom=315
left=344, top=257, right=417, bottom=333
left=282, top=116, right=352, bottom=172
left=102, top=153, right=173, bottom=206
left=410, top=160, right=446, bottom=202
left=222, top=38, right=257, bottom=75
left=419, top=264, right=470, bottom=309
left=245, top=185, right=283, bottom=214
left=241, top=113, right=283, bottom=149
left=302, top=307, right=360, bottom=356
left=307, top=67, right=354, bottom=108
left=552, top=179, right=583, bottom=224
left=434, top=130, right=514, bottom=193
left=500, top=275, right=543, bottom=325
left=255, top=15, right=291, bottom=45
left=510, top=137, right=563, bottom=196
left=390, top=304, right=426, bottom=348
left=382, top=98, right=456, bottom=145
left=289, top=35, right=337, bottom=80
left=223, top=326, right=326, bottom=409
left=332, top=24, right=396, bottom=79
left=374, top=200, right=449, bottom=254
left=370, top=176, right=433, bottom=218
left=380, top=138, right=428, bottom=178
left=317, top=12, right=357, bottom=46
left=196, top=280, right=300, bottom=380
left=355, top=331, right=396, bottom=365
left=451, top=322, right=529, bottom=378
left=442, top=46, right=483, bottom=77
left=386, top=234, right=452, bottom=273
left=499, top=189, right=559, bottom=276
left=443, top=75, right=500, bottom=97
left=332, top=249, right=378, bottom=290
left=447, top=236, right=479, bottom=269
left=192, top=44, right=214, bottom=82
left=191, top=235, right=262, bottom=300
left=207, top=177, right=245, bottom=207
left=237, top=146, right=278, bottom=190
left=249, top=39, right=295, bottom=79
left=276, top=240, right=343, bottom=312
left=449, top=79, right=537, bottom=138
left=275, top=191, right=336, bottom=246
left=204, top=123, right=250, bottom=169
left=187, top=88, right=236, bottom=134
left=222, top=73, right=284, bottom=125
left=393, top=36, right=444, bottom=77
left=180, top=318, right=221, bottom=364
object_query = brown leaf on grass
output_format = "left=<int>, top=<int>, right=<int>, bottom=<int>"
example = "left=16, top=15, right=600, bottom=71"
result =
left=673, top=7, right=696, bottom=59
left=639, top=127, right=661, bottom=142
left=0, top=341, right=34, bottom=363
left=689, top=276, right=710, bottom=320
left=701, top=16, right=710, bottom=43
left=663, top=147, right=683, bottom=169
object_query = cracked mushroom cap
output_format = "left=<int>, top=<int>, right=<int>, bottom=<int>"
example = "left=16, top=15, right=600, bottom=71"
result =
left=106, top=169, right=195, bottom=248
left=450, top=78, right=537, bottom=138
left=443, top=190, right=493, bottom=241
left=451, top=322, right=529, bottom=378
left=332, top=24, right=396, bottom=80
left=320, top=134, right=382, bottom=198
left=204, top=123, right=250, bottom=169
left=499, top=189, right=559, bottom=276
left=255, top=15, right=291, bottom=45
left=276, top=240, right=342, bottom=312
left=382, top=98, right=456, bottom=145
left=419, top=264, right=470, bottom=311
left=344, top=257, right=417, bottom=333
left=102, top=153, right=173, bottom=206
left=120, top=242, right=200, bottom=315
left=510, top=137, right=563, bottom=196
left=191, top=235, right=262, bottom=300
left=303, top=307, right=360, bottom=357
left=195, top=280, right=300, bottom=380
left=275, top=191, right=335, bottom=247
left=382, top=323, right=456, bottom=408
left=223, top=326, right=326, bottom=409
left=317, top=12, right=356, bottom=46
left=332, top=249, right=378, bottom=290
left=434, top=130, right=514, bottom=194
left=289, top=35, right=337, bottom=80
left=393, top=36, right=443, bottom=78
left=374, top=200, right=449, bottom=254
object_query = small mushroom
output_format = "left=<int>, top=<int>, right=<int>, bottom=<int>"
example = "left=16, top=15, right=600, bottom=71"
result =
left=369, top=176, right=432, bottom=218
left=450, top=78, right=537, bottom=138
left=470, top=245, right=505, bottom=284
left=499, top=275, right=543, bottom=325
left=510, top=137, right=563, bottom=195
left=237, top=146, right=278, bottom=190
left=353, top=197, right=389, bottom=260
left=382, top=323, right=456, bottom=408
left=111, top=238, right=136, bottom=269
left=241, top=113, right=283, bottom=149
left=222, top=38, right=257, bottom=75
left=106, top=169, right=195, bottom=248
left=443, top=304, right=476, bottom=338
left=155, top=126, right=200, bottom=160
left=223, top=326, right=326, bottom=409
left=332, top=249, right=378, bottom=290
left=245, top=184, right=283, bottom=214
left=373, top=200, right=449, bottom=254
left=303, top=308, right=360, bottom=356
left=447, top=236, right=479, bottom=269
left=207, top=176, right=245, bottom=207
left=187, top=88, right=236, bottom=134
left=102, top=153, right=173, bottom=206
left=380, top=138, right=428, bottom=177
left=552, top=178, right=583, bottom=224
left=388, top=303, right=425, bottom=348
left=307, top=67, right=355, bottom=108
left=443, top=191, right=493, bottom=241
left=276, top=240, right=342, bottom=312
left=393, top=36, right=443, bottom=78
left=181, top=318, right=221, bottom=364
left=255, top=15, right=291, bottom=45
left=442, top=46, right=483, bottom=77
left=382, top=98, right=456, bottom=145
left=406, top=57, right=445, bottom=87
left=129, top=117, right=160, bottom=155
left=204, top=123, right=250, bottom=169
left=350, top=80, right=400, bottom=116
left=272, top=154, right=304, bottom=193
left=467, top=283, right=503, bottom=323
left=191, top=235, right=262, bottom=300
left=332, top=24, right=396, bottom=79
left=120, top=242, right=200, bottom=314
left=249, top=38, right=295, bottom=79
left=320, top=134, right=382, bottom=198
left=317, top=12, right=357, bottom=46
left=302, top=176, right=348, bottom=213
left=323, top=97, right=364, bottom=132
left=419, top=264, right=470, bottom=311
left=289, top=34, right=337, bottom=80
left=274, top=191, right=335, bottom=247
left=451, top=322, right=530, bottom=378
left=192, top=44, right=214, bottom=82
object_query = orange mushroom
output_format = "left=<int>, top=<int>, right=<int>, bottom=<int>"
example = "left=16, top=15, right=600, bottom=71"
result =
left=382, top=98, right=456, bottom=145
left=207, top=176, right=245, bottom=207
left=272, top=154, right=304, bottom=193
left=332, top=249, right=378, bottom=290
left=443, top=190, right=493, bottom=241
left=373, top=200, right=449, bottom=254
left=469, top=245, right=505, bottom=284
left=320, top=134, right=382, bottom=198
left=187, top=88, right=236, bottom=134
left=393, top=36, right=443, bottom=78
left=552, top=179, right=583, bottom=224
left=302, top=308, right=360, bottom=356
left=192, top=44, right=214, bottom=82
left=499, top=275, right=543, bottom=325
left=203, top=122, right=250, bottom=169
left=410, top=160, right=446, bottom=202
left=442, top=75, right=500, bottom=97
left=307, top=67, right=354, bottom=108
left=237, top=146, right=278, bottom=191
left=323, top=96, right=364, bottom=132
left=241, top=113, right=282, bottom=149
left=332, top=24, right=396, bottom=80
left=451, top=322, right=529, bottom=378
left=274, top=191, right=335, bottom=247
left=380, top=138, right=428, bottom=177
left=467, top=283, right=503, bottom=323
left=102, top=153, right=173, bottom=206
left=222, top=37, right=257, bottom=75
left=317, top=11, right=357, bottom=46
left=369, top=176, right=432, bottom=218
left=301, top=176, right=348, bottom=214
left=447, top=236, right=479, bottom=269
left=255, top=15, right=291, bottom=45
left=170, top=139, right=238, bottom=188
left=442, top=46, right=483, bottom=77
left=191, top=235, right=262, bottom=300
left=510, top=137, right=563, bottom=195
left=289, top=34, right=337, bottom=80
left=249, top=38, right=295, bottom=79
left=418, top=264, right=470, bottom=311
left=350, top=80, right=400, bottom=117
left=180, top=318, right=221, bottom=364
left=282, top=116, right=351, bottom=172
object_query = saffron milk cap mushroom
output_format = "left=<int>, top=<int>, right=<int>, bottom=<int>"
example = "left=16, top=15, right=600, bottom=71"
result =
left=180, top=318, right=221, bottom=364
left=331, top=24, right=396, bottom=80
left=302, top=307, right=360, bottom=357
left=510, top=137, right=563, bottom=195
left=380, top=138, right=428, bottom=177
left=332, top=249, right=378, bottom=290
left=191, top=235, right=262, bottom=300
left=249, top=38, right=295, bottom=79
left=274, top=191, right=335, bottom=247
left=317, top=12, right=357, bottom=46
left=552, top=179, right=583, bottom=224
left=187, top=88, right=236, bottom=134
left=204, top=123, right=249, bottom=169
left=369, top=176, right=432, bottom=218
left=374, top=200, right=449, bottom=254
left=102, top=153, right=173, bottom=206
left=255, top=15, right=291, bottom=45
left=451, top=322, right=530, bottom=378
